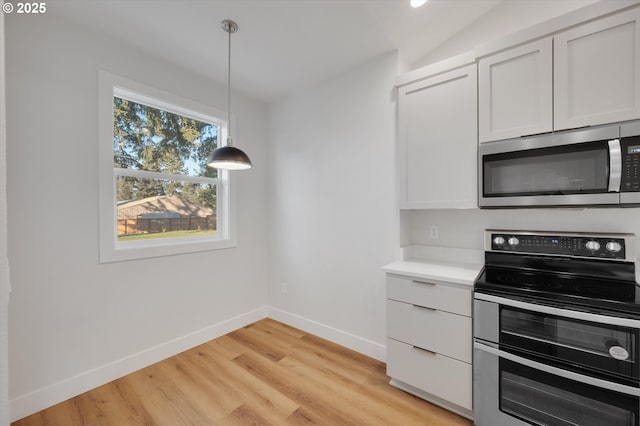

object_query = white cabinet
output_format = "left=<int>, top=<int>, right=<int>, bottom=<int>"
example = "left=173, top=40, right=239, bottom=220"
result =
left=478, top=38, right=552, bottom=143
left=397, top=63, right=477, bottom=209
left=554, top=7, right=640, bottom=130
left=386, top=274, right=473, bottom=419
left=479, top=7, right=640, bottom=142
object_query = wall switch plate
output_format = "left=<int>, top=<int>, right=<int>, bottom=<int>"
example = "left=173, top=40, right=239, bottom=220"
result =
left=430, top=226, right=439, bottom=239
left=281, top=282, right=288, bottom=294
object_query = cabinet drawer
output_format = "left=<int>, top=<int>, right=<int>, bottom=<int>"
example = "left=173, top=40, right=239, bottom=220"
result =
left=387, top=299, right=471, bottom=363
left=387, top=338, right=472, bottom=410
left=386, top=275, right=471, bottom=316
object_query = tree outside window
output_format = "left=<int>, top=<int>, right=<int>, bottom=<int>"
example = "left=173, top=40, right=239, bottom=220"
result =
left=113, top=96, right=220, bottom=241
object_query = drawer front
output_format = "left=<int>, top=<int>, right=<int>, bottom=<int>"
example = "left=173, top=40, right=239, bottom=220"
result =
left=387, top=275, right=471, bottom=316
left=387, top=299, right=471, bottom=363
left=387, top=338, right=472, bottom=410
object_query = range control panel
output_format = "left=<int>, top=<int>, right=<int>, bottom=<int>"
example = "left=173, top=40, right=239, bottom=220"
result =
left=487, top=231, right=634, bottom=260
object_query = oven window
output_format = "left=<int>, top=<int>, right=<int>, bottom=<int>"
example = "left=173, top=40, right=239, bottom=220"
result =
left=500, top=306, right=637, bottom=380
left=483, top=141, right=609, bottom=197
left=501, top=358, right=637, bottom=426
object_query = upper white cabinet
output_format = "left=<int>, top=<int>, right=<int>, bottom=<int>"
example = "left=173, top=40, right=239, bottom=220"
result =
left=554, top=8, right=640, bottom=130
left=479, top=38, right=552, bottom=143
left=397, top=63, right=477, bottom=209
left=479, top=7, right=640, bottom=143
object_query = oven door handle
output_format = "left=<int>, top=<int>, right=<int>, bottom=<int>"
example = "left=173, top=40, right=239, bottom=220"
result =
left=608, top=138, right=622, bottom=192
left=475, top=293, right=640, bottom=329
left=474, top=341, right=640, bottom=397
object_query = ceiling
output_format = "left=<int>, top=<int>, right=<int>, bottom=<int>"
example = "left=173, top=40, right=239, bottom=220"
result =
left=50, top=0, right=504, bottom=102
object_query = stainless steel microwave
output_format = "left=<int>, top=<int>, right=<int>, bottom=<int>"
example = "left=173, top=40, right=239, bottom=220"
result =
left=478, top=122, right=640, bottom=208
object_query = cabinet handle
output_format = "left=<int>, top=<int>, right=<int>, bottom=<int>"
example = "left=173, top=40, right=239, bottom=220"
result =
left=412, top=304, right=436, bottom=311
left=412, top=279, right=436, bottom=286
left=413, top=345, right=437, bottom=355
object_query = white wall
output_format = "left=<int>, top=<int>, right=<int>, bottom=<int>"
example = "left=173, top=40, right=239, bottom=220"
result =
left=0, top=9, right=10, bottom=426
left=413, top=0, right=599, bottom=68
left=6, top=12, right=269, bottom=420
left=267, top=51, right=400, bottom=360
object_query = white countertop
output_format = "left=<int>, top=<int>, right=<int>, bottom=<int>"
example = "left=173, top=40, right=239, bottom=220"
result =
left=383, top=246, right=484, bottom=287
left=383, top=259, right=482, bottom=287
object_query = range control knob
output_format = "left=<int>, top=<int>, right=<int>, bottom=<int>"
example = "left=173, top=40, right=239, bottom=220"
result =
left=493, top=236, right=506, bottom=246
left=508, top=237, right=519, bottom=246
left=585, top=240, right=601, bottom=251
left=606, top=241, right=622, bottom=253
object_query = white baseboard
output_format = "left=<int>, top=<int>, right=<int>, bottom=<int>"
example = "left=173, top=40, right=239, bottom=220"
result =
left=10, top=306, right=387, bottom=422
left=267, top=306, right=386, bottom=362
left=9, top=306, right=269, bottom=422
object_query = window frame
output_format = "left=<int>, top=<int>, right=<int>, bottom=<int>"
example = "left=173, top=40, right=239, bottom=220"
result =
left=98, top=70, right=237, bottom=263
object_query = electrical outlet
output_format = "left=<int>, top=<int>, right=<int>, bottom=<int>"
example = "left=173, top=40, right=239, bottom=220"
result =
left=281, top=282, right=288, bottom=294
left=430, top=225, right=439, bottom=239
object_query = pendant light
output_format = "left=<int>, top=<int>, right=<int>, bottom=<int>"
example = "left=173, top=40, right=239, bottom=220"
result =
left=207, top=19, right=253, bottom=170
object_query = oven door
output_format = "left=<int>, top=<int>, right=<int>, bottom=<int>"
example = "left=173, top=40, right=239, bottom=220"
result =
left=474, top=341, right=640, bottom=426
left=474, top=294, right=640, bottom=383
left=478, top=125, right=622, bottom=207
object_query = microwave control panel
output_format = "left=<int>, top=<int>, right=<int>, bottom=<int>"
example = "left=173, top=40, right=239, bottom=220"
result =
left=622, top=136, right=640, bottom=192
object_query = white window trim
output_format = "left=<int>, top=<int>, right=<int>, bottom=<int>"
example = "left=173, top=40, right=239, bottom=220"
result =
left=98, top=70, right=237, bottom=263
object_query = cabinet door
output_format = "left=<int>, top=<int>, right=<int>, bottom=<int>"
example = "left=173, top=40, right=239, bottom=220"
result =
left=478, top=37, right=552, bottom=143
left=398, top=64, right=477, bottom=209
left=555, top=8, right=640, bottom=130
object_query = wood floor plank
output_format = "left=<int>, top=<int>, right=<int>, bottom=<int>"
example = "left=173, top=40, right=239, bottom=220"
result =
left=283, top=407, right=326, bottom=425
left=226, top=324, right=291, bottom=362
left=288, top=341, right=375, bottom=385
left=278, top=354, right=418, bottom=426
left=12, top=319, right=473, bottom=426
left=152, top=355, right=242, bottom=422
left=299, top=333, right=381, bottom=370
left=81, top=380, right=156, bottom=426
left=258, top=318, right=307, bottom=339
left=118, top=364, right=218, bottom=425
left=232, top=350, right=367, bottom=426
left=182, top=345, right=299, bottom=424
left=216, top=405, right=271, bottom=426
left=202, top=334, right=248, bottom=360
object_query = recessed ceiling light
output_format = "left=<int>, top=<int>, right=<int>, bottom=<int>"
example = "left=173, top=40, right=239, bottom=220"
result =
left=410, top=0, right=428, bottom=7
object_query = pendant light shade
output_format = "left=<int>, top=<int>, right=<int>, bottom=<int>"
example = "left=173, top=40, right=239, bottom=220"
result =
left=207, top=145, right=252, bottom=170
left=207, top=19, right=252, bottom=171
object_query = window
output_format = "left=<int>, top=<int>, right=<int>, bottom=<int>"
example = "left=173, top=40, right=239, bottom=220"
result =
left=99, top=71, right=236, bottom=262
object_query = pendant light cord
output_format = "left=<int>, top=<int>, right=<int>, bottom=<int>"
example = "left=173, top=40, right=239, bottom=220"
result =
left=227, top=22, right=232, bottom=146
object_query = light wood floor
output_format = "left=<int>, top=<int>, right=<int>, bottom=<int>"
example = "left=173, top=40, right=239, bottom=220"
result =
left=12, top=318, right=472, bottom=425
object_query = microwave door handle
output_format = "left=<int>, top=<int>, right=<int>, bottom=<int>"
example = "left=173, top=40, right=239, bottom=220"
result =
left=608, top=138, right=622, bottom=192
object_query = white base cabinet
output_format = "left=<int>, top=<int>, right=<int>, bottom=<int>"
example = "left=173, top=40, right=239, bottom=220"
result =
left=386, top=274, right=473, bottom=419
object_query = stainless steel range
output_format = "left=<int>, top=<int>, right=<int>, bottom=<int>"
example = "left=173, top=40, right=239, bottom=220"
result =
left=473, top=230, right=640, bottom=426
